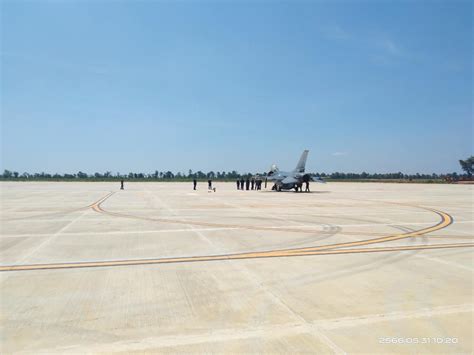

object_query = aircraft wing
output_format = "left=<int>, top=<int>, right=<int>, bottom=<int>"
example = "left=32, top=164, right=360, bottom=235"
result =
left=282, top=176, right=299, bottom=185
left=310, top=175, right=326, bottom=183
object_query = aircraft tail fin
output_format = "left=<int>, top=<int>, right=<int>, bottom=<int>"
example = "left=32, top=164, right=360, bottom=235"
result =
left=294, top=150, right=309, bottom=173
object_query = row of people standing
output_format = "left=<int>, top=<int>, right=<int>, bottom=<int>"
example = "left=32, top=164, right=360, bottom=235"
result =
left=236, top=177, right=263, bottom=191
left=192, top=178, right=262, bottom=191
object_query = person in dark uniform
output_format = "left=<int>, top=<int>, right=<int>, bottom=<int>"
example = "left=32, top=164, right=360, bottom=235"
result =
left=236, top=179, right=240, bottom=190
left=302, top=174, right=310, bottom=192
left=120, top=179, right=124, bottom=190
left=245, top=177, right=250, bottom=190
left=193, top=179, right=197, bottom=190
left=251, top=178, right=255, bottom=190
left=240, top=178, right=244, bottom=190
left=296, top=182, right=302, bottom=192
left=208, top=179, right=212, bottom=190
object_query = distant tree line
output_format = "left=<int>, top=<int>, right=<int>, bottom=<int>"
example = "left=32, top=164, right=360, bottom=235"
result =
left=0, top=169, right=251, bottom=181
left=0, top=169, right=471, bottom=182
left=1, top=156, right=472, bottom=182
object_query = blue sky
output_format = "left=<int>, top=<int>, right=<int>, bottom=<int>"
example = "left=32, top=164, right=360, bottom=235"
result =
left=1, top=0, right=472, bottom=175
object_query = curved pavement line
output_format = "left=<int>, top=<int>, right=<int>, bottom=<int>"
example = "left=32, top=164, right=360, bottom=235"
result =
left=92, top=192, right=454, bottom=255
left=0, top=192, right=459, bottom=272
left=93, top=207, right=335, bottom=235
left=284, top=207, right=453, bottom=254
left=0, top=243, right=472, bottom=272
left=1, top=191, right=116, bottom=222
left=93, top=192, right=452, bottom=240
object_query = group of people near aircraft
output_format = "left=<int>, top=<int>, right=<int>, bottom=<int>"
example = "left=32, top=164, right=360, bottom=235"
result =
left=236, top=176, right=264, bottom=191
left=124, top=150, right=321, bottom=193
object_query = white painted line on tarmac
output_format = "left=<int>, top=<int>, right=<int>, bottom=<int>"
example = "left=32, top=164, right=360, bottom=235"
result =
left=2, top=220, right=471, bottom=239
left=45, top=323, right=316, bottom=353
left=40, top=304, right=473, bottom=353
left=1, top=227, right=242, bottom=238
left=193, top=196, right=346, bottom=354
left=3, top=209, right=460, bottom=221
left=12, top=209, right=91, bottom=265
left=312, top=303, right=474, bottom=330
left=413, top=253, right=474, bottom=271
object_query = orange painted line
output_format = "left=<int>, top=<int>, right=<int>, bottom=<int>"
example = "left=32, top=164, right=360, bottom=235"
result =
left=0, top=243, right=472, bottom=272
left=0, top=192, right=460, bottom=273
left=93, top=193, right=454, bottom=255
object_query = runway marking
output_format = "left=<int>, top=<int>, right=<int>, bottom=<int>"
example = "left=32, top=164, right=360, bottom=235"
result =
left=282, top=207, right=453, bottom=254
left=2, top=219, right=457, bottom=229
left=413, top=253, right=474, bottom=272
left=148, top=190, right=345, bottom=354
left=11, top=209, right=91, bottom=266
left=312, top=303, right=474, bottom=330
left=93, top=193, right=454, bottom=254
left=1, top=243, right=472, bottom=272
left=0, top=192, right=114, bottom=222
left=91, top=192, right=454, bottom=238
left=0, top=192, right=465, bottom=272
left=44, top=303, right=473, bottom=353
left=46, top=322, right=333, bottom=353
left=0, top=227, right=242, bottom=238
left=425, top=235, right=474, bottom=240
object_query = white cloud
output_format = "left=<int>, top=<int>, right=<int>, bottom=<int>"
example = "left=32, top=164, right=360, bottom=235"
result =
left=332, top=152, right=347, bottom=156
left=320, top=25, right=408, bottom=64
left=377, top=38, right=403, bottom=56
left=321, top=25, right=351, bottom=40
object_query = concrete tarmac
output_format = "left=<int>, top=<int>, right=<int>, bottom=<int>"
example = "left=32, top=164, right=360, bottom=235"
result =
left=0, top=182, right=472, bottom=353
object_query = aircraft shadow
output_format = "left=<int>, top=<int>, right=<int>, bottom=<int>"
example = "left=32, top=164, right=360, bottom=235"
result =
left=258, top=190, right=330, bottom=194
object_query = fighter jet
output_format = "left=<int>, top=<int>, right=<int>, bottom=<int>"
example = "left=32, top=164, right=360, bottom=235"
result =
left=266, top=150, right=324, bottom=191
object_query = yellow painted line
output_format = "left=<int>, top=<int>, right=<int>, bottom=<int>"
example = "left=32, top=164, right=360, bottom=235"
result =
left=91, top=191, right=344, bottom=234
left=90, top=191, right=115, bottom=211
left=93, top=193, right=454, bottom=255
left=93, top=194, right=453, bottom=244
left=0, top=192, right=459, bottom=272
left=2, top=191, right=116, bottom=222
left=0, top=243, right=472, bottom=272
left=284, top=208, right=453, bottom=253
